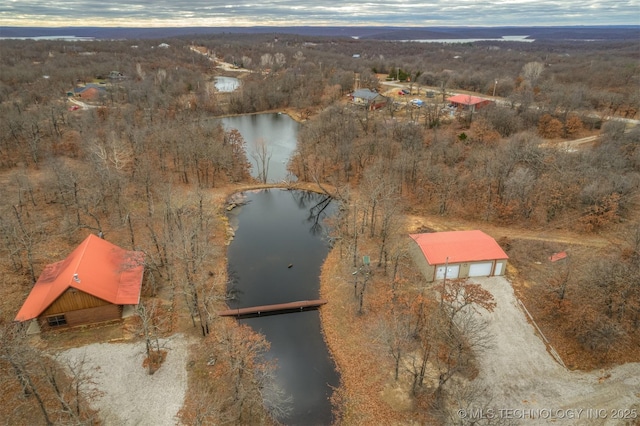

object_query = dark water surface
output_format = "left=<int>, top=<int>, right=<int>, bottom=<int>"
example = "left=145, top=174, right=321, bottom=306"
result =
left=227, top=189, right=338, bottom=425
left=220, top=113, right=299, bottom=182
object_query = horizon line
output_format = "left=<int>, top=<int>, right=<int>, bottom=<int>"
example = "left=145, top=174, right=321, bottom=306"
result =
left=2, top=24, right=640, bottom=29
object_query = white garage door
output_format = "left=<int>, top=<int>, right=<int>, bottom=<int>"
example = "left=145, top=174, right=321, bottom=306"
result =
left=469, top=262, right=494, bottom=277
left=436, top=265, right=460, bottom=280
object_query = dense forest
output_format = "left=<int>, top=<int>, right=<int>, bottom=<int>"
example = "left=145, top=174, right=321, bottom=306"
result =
left=0, top=32, right=638, bottom=424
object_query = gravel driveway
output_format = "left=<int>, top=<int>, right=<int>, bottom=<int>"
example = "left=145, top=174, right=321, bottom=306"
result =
left=59, top=333, right=189, bottom=426
left=469, top=277, right=640, bottom=426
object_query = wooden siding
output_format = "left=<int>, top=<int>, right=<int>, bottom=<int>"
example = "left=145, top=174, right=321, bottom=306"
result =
left=65, top=304, right=122, bottom=327
left=39, top=304, right=122, bottom=330
left=41, top=288, right=110, bottom=317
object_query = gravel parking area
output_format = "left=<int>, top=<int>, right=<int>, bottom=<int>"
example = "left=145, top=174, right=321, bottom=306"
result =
left=59, top=333, right=189, bottom=426
left=470, top=277, right=640, bottom=425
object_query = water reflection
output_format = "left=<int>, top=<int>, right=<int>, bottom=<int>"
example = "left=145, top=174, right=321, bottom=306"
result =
left=226, top=189, right=338, bottom=425
left=220, top=113, right=299, bottom=182
left=295, top=191, right=333, bottom=237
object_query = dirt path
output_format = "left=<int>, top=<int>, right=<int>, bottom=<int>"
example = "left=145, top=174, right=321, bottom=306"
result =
left=470, top=277, right=640, bottom=425
left=406, top=214, right=616, bottom=248
left=545, top=135, right=599, bottom=151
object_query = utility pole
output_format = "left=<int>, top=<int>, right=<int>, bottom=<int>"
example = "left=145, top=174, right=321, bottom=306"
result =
left=493, top=79, right=498, bottom=97
left=440, top=256, right=449, bottom=307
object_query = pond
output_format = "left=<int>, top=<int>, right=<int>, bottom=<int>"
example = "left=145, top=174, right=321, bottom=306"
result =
left=221, top=113, right=299, bottom=182
left=227, top=189, right=338, bottom=425
left=214, top=76, right=240, bottom=92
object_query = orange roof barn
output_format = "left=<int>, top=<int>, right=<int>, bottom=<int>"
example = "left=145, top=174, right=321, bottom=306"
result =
left=409, top=230, right=508, bottom=265
left=409, top=230, right=508, bottom=281
left=15, top=234, right=144, bottom=322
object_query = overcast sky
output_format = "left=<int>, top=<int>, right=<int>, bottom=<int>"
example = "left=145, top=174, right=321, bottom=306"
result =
left=1, top=0, right=638, bottom=27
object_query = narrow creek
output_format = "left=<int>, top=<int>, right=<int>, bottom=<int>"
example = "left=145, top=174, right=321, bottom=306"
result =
left=226, top=189, right=339, bottom=424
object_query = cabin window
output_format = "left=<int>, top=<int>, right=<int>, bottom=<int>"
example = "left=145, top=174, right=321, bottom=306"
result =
left=47, top=315, right=67, bottom=327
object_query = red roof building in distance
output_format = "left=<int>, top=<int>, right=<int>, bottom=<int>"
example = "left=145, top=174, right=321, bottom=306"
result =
left=447, top=94, right=493, bottom=111
left=549, top=251, right=568, bottom=262
left=409, top=230, right=508, bottom=281
left=15, top=234, right=144, bottom=329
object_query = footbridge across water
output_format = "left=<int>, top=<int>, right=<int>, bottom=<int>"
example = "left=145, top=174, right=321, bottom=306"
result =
left=218, top=299, right=327, bottom=319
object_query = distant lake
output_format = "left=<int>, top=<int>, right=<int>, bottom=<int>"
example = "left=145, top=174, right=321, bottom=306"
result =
left=405, top=35, right=535, bottom=43
left=0, top=36, right=95, bottom=41
left=214, top=76, right=240, bottom=92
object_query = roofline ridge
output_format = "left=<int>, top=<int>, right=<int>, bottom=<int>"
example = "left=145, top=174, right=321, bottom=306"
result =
left=70, top=234, right=96, bottom=286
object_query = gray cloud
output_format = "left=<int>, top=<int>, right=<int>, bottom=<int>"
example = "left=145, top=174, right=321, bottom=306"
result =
left=0, top=0, right=638, bottom=26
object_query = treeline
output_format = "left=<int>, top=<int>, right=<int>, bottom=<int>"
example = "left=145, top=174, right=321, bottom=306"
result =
left=292, top=105, right=639, bottom=230
left=187, top=33, right=639, bottom=117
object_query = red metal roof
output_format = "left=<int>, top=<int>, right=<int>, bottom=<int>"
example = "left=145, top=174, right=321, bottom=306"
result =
left=409, top=230, right=508, bottom=265
left=447, top=94, right=490, bottom=106
left=549, top=251, right=568, bottom=262
left=15, top=234, right=144, bottom=322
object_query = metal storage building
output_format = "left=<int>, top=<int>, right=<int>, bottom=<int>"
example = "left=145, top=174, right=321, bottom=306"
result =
left=409, top=230, right=508, bottom=282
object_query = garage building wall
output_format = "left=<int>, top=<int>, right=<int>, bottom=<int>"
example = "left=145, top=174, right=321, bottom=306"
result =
left=409, top=232, right=508, bottom=282
left=494, top=259, right=507, bottom=276
left=435, top=264, right=461, bottom=280
left=468, top=261, right=494, bottom=277
left=413, top=258, right=508, bottom=283
left=409, top=239, right=435, bottom=281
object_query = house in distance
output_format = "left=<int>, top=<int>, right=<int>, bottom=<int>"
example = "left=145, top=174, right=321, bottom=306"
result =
left=71, top=82, right=107, bottom=100
left=447, top=94, right=493, bottom=112
left=350, top=88, right=388, bottom=110
left=409, top=230, right=508, bottom=282
left=14, top=234, right=144, bottom=333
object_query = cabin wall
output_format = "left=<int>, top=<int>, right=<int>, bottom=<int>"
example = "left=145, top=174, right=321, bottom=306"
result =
left=41, top=288, right=110, bottom=317
left=39, top=304, right=123, bottom=330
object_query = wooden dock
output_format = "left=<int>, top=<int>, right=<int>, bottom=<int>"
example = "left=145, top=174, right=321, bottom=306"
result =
left=218, top=299, right=327, bottom=318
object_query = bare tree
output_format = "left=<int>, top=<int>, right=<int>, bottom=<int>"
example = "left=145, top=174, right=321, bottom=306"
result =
left=136, top=299, right=169, bottom=374
left=251, top=137, right=272, bottom=183
left=0, top=322, right=98, bottom=424
left=42, top=353, right=100, bottom=423
left=213, top=320, right=290, bottom=423
left=0, top=324, right=53, bottom=425
left=9, top=204, right=44, bottom=284
left=431, top=279, right=495, bottom=401
left=380, top=304, right=413, bottom=381
left=435, top=378, right=513, bottom=426
left=521, top=61, right=544, bottom=90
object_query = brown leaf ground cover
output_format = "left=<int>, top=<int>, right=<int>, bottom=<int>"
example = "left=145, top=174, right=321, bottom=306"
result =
left=320, top=248, right=417, bottom=425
